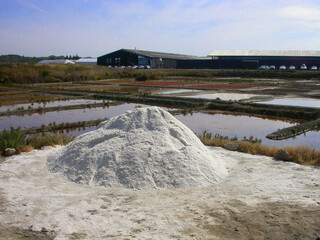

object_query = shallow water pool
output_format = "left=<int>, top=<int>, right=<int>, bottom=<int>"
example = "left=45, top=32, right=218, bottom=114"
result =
left=257, top=97, right=320, bottom=108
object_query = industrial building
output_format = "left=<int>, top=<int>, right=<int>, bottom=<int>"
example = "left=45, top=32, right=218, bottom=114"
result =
left=97, top=49, right=209, bottom=69
left=208, top=50, right=320, bottom=70
left=38, top=59, right=75, bottom=64
left=97, top=49, right=320, bottom=69
left=75, top=58, right=97, bottom=65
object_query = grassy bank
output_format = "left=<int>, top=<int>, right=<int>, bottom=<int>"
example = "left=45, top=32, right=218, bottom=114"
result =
left=2, top=63, right=320, bottom=84
left=0, top=127, right=74, bottom=155
left=198, top=131, right=320, bottom=166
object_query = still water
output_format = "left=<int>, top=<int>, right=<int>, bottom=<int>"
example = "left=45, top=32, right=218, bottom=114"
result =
left=257, top=97, right=320, bottom=108
left=174, top=112, right=320, bottom=149
left=0, top=99, right=105, bottom=112
left=1, top=104, right=319, bottom=149
left=181, top=92, right=260, bottom=101
left=0, top=103, right=151, bottom=131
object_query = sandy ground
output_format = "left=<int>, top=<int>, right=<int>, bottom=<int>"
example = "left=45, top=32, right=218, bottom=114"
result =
left=0, top=146, right=319, bottom=240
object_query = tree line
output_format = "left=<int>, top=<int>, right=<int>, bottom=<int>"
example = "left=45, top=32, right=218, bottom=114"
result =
left=0, top=54, right=80, bottom=63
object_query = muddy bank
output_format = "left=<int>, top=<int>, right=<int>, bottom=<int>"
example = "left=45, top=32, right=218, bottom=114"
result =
left=267, top=117, right=320, bottom=140
left=0, top=227, right=55, bottom=240
left=185, top=200, right=320, bottom=240
left=0, top=102, right=116, bottom=117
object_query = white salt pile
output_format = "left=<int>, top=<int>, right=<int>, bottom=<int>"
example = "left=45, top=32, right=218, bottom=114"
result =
left=47, top=107, right=229, bottom=189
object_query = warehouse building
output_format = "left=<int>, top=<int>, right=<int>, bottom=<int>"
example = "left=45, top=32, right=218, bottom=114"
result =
left=75, top=58, right=97, bottom=65
left=38, top=59, right=75, bottom=64
left=208, top=50, right=320, bottom=70
left=97, top=49, right=320, bottom=69
left=97, top=49, right=209, bottom=69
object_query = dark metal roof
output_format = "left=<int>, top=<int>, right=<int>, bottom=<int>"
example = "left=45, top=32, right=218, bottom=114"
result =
left=208, top=50, right=320, bottom=57
left=122, top=49, right=208, bottom=60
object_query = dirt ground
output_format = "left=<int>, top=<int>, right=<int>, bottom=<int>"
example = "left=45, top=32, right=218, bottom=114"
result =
left=0, top=147, right=319, bottom=239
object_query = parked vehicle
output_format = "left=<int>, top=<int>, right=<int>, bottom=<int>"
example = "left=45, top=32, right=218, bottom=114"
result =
left=300, top=64, right=307, bottom=70
left=259, top=65, right=267, bottom=70
left=269, top=65, right=276, bottom=70
left=289, top=65, right=296, bottom=70
left=311, top=66, right=318, bottom=71
left=279, top=65, right=286, bottom=70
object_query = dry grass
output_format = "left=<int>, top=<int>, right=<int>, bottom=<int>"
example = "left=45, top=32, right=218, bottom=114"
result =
left=200, top=136, right=229, bottom=147
left=199, top=133, right=320, bottom=166
left=0, top=127, right=75, bottom=156
left=20, top=145, right=34, bottom=153
left=237, top=141, right=278, bottom=157
left=284, top=146, right=320, bottom=165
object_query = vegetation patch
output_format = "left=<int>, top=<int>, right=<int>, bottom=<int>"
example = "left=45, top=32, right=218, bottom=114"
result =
left=3, top=64, right=320, bottom=84
left=0, top=127, right=26, bottom=153
left=0, top=127, right=74, bottom=156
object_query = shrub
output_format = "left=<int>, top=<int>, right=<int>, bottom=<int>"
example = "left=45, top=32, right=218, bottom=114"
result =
left=93, top=74, right=103, bottom=80
left=0, top=127, right=26, bottom=154
left=135, top=74, right=148, bottom=81
left=46, top=76, right=62, bottom=83
left=105, top=72, right=112, bottom=79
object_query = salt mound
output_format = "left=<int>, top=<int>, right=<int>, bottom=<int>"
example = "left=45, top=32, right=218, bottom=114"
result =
left=47, top=107, right=229, bottom=189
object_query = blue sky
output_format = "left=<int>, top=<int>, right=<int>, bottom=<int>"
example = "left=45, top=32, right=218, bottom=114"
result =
left=1, top=0, right=320, bottom=57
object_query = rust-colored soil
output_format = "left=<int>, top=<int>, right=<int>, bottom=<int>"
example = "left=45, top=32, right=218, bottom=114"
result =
left=191, top=84, right=262, bottom=89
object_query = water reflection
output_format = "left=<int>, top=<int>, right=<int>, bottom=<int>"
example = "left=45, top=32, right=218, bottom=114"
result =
left=174, top=112, right=294, bottom=141
left=0, top=103, right=171, bottom=131
left=154, top=88, right=201, bottom=95
left=1, top=104, right=319, bottom=150
left=174, top=112, right=320, bottom=149
left=0, top=99, right=105, bottom=112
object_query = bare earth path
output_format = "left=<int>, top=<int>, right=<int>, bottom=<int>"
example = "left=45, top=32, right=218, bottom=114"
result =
left=0, top=147, right=319, bottom=239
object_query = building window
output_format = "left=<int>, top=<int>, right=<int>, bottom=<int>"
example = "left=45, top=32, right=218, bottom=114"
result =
left=138, top=55, right=149, bottom=66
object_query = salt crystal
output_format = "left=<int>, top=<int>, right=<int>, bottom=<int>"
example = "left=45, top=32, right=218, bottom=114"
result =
left=47, top=107, right=228, bottom=189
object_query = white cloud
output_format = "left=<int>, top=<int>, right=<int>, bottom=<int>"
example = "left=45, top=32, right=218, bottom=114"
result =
left=15, top=0, right=47, bottom=13
left=2, top=0, right=320, bottom=56
left=279, top=6, right=320, bottom=21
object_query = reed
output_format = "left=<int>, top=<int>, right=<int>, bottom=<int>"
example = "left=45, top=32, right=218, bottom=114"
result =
left=0, top=127, right=75, bottom=156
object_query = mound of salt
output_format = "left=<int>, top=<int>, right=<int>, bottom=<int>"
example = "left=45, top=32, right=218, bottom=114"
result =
left=47, top=107, right=228, bottom=189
